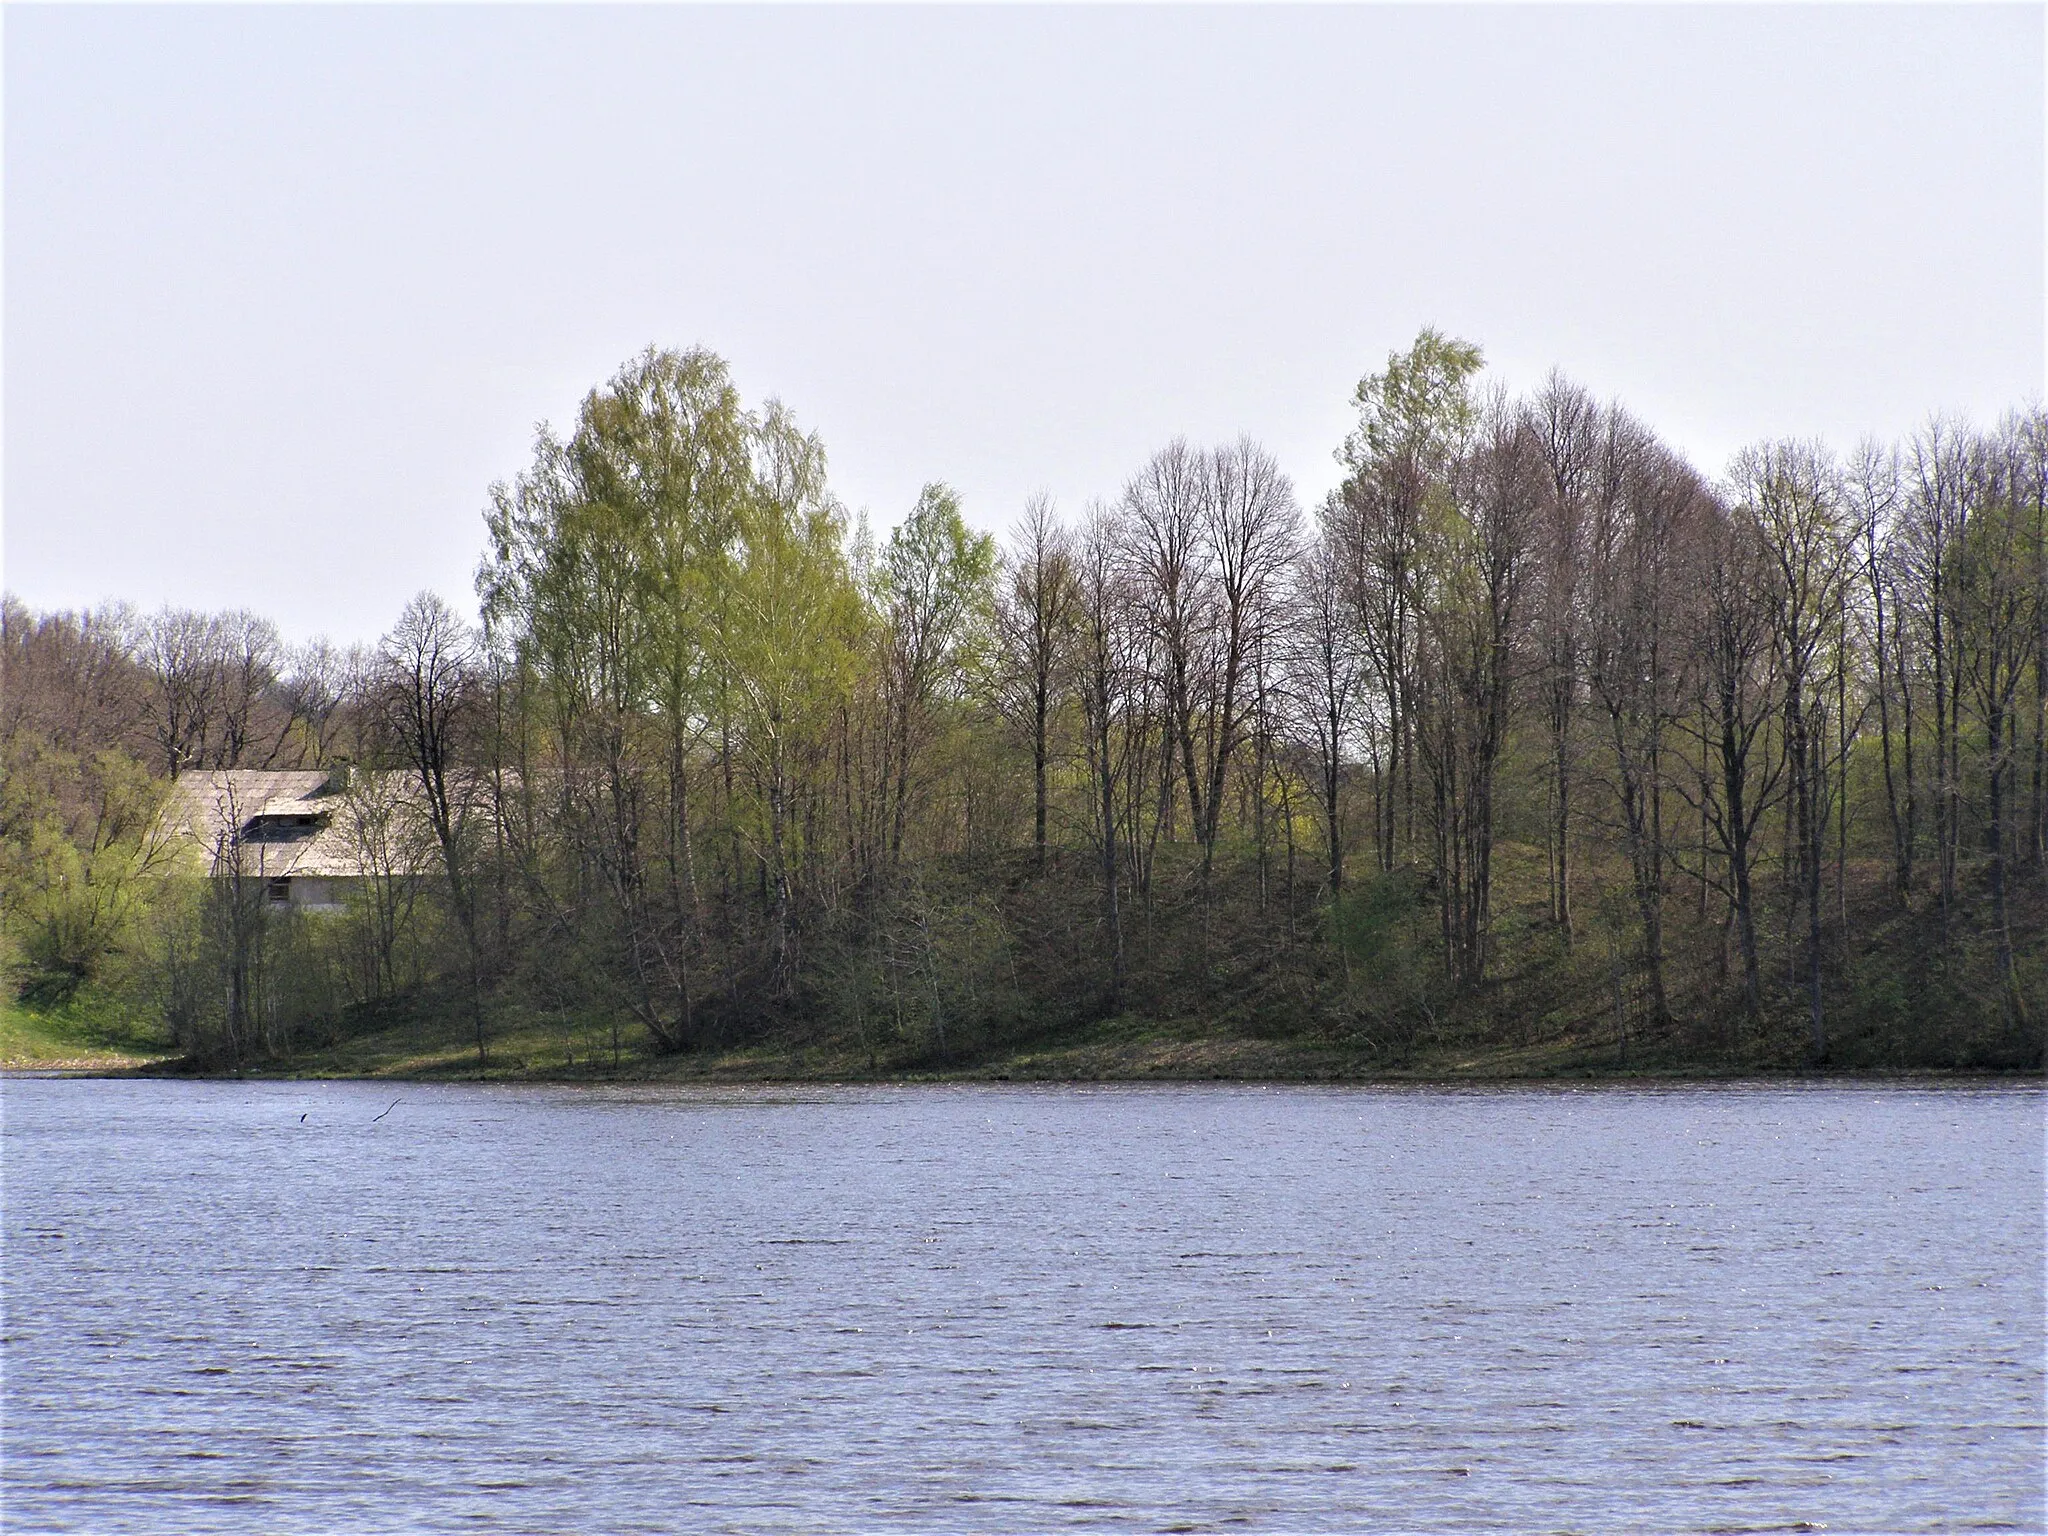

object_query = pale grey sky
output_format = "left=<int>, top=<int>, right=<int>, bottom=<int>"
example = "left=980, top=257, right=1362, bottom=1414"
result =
left=5, top=4, right=2042, bottom=646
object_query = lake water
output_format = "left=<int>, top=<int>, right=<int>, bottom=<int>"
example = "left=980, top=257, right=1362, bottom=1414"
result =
left=3, top=1079, right=2041, bottom=1534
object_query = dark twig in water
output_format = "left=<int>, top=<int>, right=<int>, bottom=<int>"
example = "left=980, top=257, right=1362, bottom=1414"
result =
left=371, top=1100, right=401, bottom=1123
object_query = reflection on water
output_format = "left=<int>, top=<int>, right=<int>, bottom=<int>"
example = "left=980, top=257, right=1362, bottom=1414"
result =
left=4, top=1079, right=2041, bottom=1533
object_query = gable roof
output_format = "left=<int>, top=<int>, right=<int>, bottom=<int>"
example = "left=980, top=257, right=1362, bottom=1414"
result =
left=161, top=769, right=434, bottom=881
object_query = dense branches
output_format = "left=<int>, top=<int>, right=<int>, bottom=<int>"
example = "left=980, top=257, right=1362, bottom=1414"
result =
left=5, top=339, right=2041, bottom=1071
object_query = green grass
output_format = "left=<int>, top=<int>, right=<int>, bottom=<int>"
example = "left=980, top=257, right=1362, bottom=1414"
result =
left=222, top=993, right=1871, bottom=1086
left=0, top=989, right=177, bottom=1071
left=14, top=986, right=1995, bottom=1085
left=14, top=834, right=2036, bottom=1084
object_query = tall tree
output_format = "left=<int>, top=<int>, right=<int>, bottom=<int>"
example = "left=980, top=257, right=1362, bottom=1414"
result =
left=1735, top=440, right=1852, bottom=1060
left=996, top=495, right=1079, bottom=874
left=1847, top=440, right=1914, bottom=904
left=1902, top=420, right=1974, bottom=927
left=1957, top=415, right=2044, bottom=1017
left=1288, top=514, right=1362, bottom=898
left=1527, top=374, right=1601, bottom=944
left=1673, top=504, right=1785, bottom=1024
left=379, top=592, right=489, bottom=1067
left=1075, top=502, right=1134, bottom=1000
left=1195, top=438, right=1299, bottom=877
left=716, top=404, right=864, bottom=977
left=1124, top=440, right=1213, bottom=851
left=1584, top=418, right=1701, bottom=1030
left=1418, top=394, right=1538, bottom=986
left=1333, top=327, right=1485, bottom=870
left=878, top=483, right=997, bottom=864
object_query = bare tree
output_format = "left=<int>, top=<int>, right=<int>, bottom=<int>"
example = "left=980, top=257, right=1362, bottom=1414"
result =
left=1673, top=504, right=1785, bottom=1023
left=1958, top=415, right=2044, bottom=1017
left=1, top=599, right=151, bottom=760
left=134, top=608, right=288, bottom=773
left=1847, top=440, right=1914, bottom=904
left=996, top=494, right=1079, bottom=874
left=1074, top=501, right=1133, bottom=1000
left=1527, top=374, right=1601, bottom=944
left=1901, top=420, right=1975, bottom=926
left=1288, top=512, right=1363, bottom=898
left=277, top=637, right=368, bottom=767
left=1736, top=440, right=1853, bottom=1060
left=1195, top=438, right=1299, bottom=878
left=1585, top=418, right=1710, bottom=1032
left=879, top=483, right=996, bottom=863
left=379, top=592, right=490, bottom=1067
left=337, top=771, right=430, bottom=1004
left=1417, top=395, right=1539, bottom=986
left=1124, top=440, right=1213, bottom=853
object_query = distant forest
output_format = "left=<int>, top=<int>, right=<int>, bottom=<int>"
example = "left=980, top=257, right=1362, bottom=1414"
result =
left=5, top=333, right=2043, bottom=1073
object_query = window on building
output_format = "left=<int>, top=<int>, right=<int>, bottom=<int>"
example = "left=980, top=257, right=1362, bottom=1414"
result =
left=266, top=878, right=291, bottom=904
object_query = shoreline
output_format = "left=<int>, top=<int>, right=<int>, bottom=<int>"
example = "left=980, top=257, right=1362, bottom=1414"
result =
left=9, top=1059, right=2037, bottom=1088
left=9, top=998, right=2039, bottom=1088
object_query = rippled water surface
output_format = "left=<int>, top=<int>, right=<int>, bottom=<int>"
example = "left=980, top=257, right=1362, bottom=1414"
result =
left=4, top=1079, right=2041, bottom=1533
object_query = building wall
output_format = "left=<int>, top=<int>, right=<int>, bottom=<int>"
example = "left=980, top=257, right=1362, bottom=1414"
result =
left=286, top=878, right=351, bottom=912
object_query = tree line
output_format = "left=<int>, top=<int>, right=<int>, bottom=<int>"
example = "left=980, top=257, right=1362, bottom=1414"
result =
left=3, top=334, right=2041, bottom=1071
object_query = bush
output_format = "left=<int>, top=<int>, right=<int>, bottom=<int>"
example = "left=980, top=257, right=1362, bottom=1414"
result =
left=1326, top=869, right=1445, bottom=1044
left=132, top=875, right=349, bottom=1066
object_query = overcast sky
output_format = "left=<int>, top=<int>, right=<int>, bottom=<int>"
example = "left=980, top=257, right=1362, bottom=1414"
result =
left=5, top=4, right=2042, bottom=647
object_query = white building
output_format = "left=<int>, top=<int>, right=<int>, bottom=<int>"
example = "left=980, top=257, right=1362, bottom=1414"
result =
left=160, top=765, right=427, bottom=911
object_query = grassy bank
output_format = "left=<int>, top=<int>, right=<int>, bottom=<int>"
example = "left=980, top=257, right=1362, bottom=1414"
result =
left=0, top=991, right=177, bottom=1073
left=10, top=838, right=2040, bottom=1086
left=10, top=1003, right=2030, bottom=1085
left=98, top=975, right=1992, bottom=1086
left=110, top=1020, right=2022, bottom=1085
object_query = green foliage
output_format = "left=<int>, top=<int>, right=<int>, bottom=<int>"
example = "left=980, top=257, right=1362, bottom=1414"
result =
left=126, top=874, right=368, bottom=1067
left=880, top=482, right=1000, bottom=691
left=0, top=732, right=173, bottom=999
left=1325, top=869, right=1445, bottom=1041
left=718, top=477, right=865, bottom=763
left=1818, top=891, right=2045, bottom=1071
left=9, top=341, right=2037, bottom=1086
left=808, top=876, right=1027, bottom=1068
left=0, top=983, right=173, bottom=1066
left=477, top=343, right=774, bottom=803
left=1342, top=326, right=1485, bottom=478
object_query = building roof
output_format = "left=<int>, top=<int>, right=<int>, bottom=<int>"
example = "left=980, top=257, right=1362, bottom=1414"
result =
left=161, top=769, right=436, bottom=881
